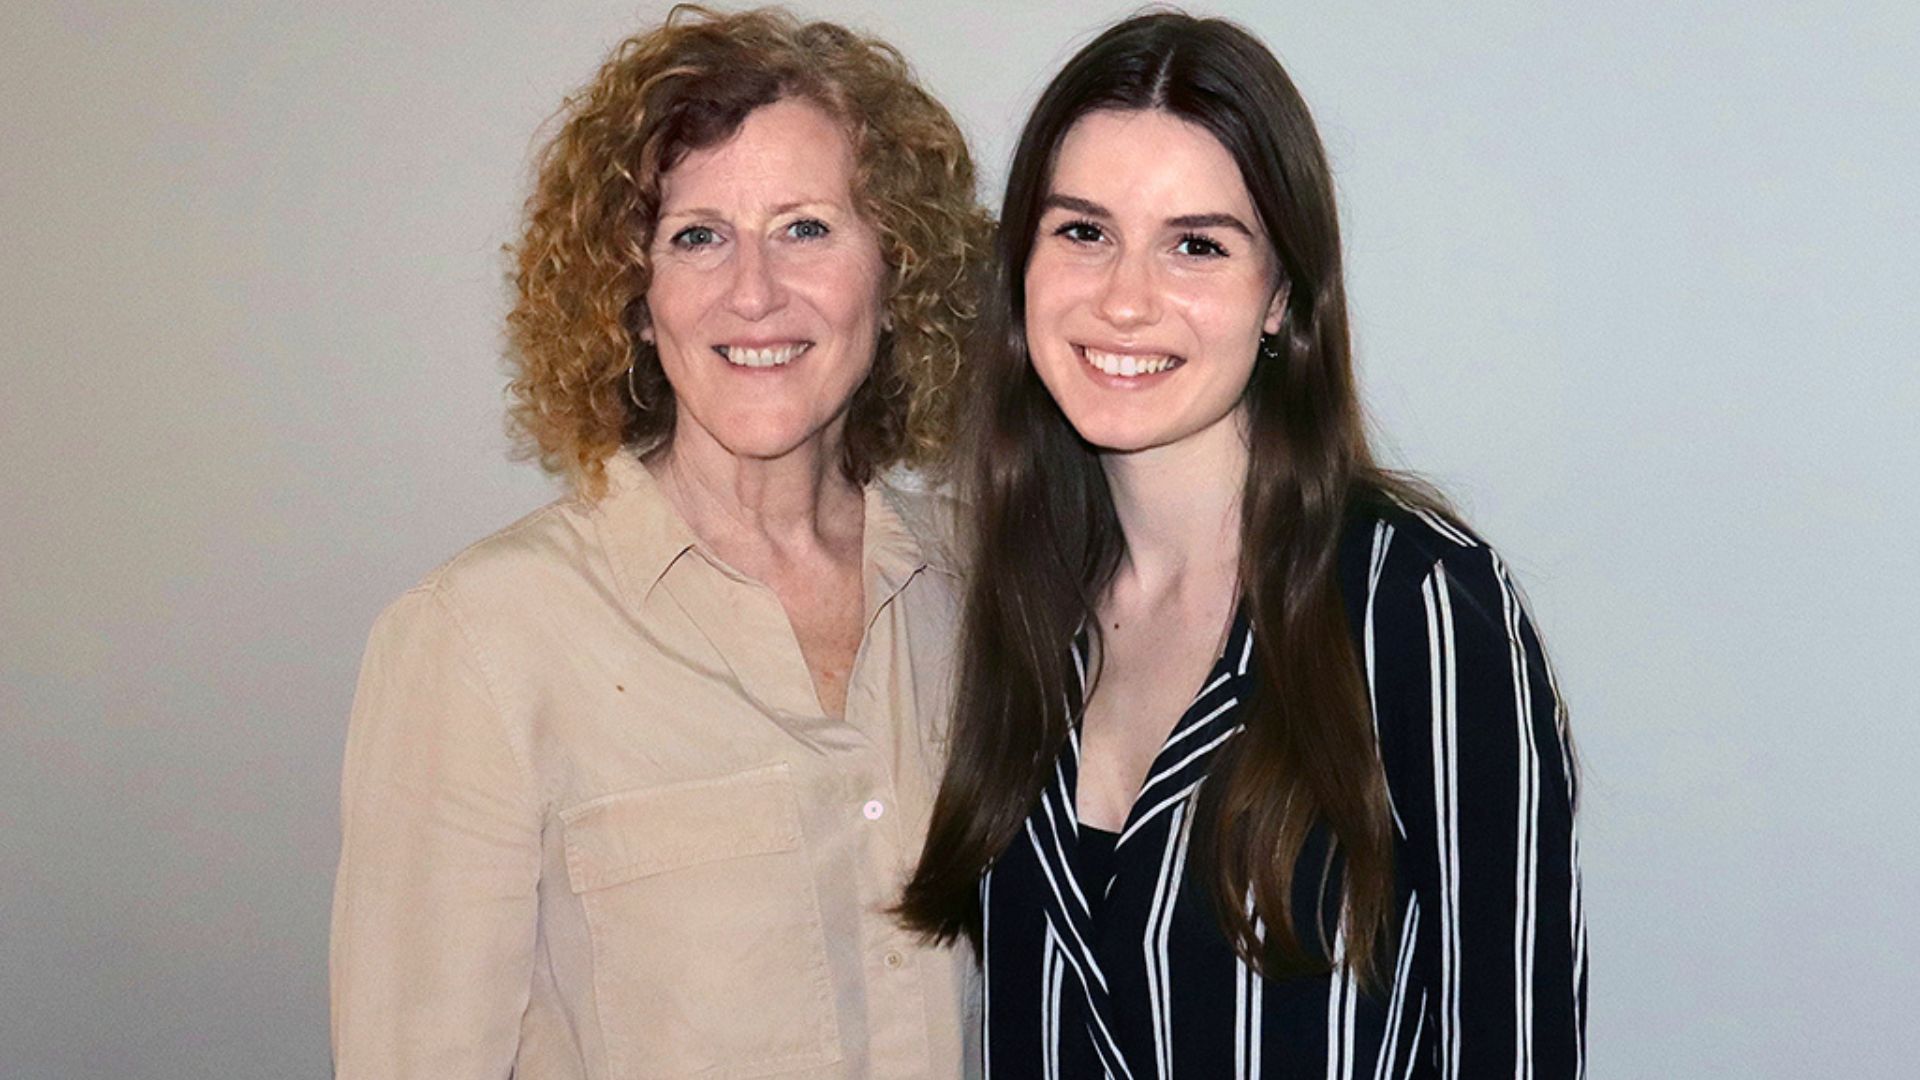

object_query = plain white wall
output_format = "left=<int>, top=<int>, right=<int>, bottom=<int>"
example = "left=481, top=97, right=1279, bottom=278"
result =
left=4, top=1, right=1915, bottom=1076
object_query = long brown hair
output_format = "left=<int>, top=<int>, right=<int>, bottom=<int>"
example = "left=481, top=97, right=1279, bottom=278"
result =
left=898, top=11, right=1443, bottom=985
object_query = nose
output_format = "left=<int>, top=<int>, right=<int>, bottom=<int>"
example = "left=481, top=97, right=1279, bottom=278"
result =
left=724, top=236, right=786, bottom=320
left=1094, top=248, right=1159, bottom=329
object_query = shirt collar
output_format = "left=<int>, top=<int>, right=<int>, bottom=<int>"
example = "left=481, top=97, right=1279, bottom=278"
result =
left=593, top=451, right=955, bottom=615
left=595, top=452, right=701, bottom=606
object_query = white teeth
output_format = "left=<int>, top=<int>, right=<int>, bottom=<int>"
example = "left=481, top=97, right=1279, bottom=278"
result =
left=1083, top=347, right=1177, bottom=377
left=722, top=343, right=808, bottom=368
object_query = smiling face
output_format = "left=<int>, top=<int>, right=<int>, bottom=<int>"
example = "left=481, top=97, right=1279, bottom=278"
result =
left=644, top=97, right=889, bottom=468
left=1023, top=108, right=1286, bottom=457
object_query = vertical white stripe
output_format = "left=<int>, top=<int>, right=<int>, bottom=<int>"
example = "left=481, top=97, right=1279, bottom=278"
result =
left=1533, top=608, right=1588, bottom=1080
left=1249, top=911, right=1265, bottom=1074
left=1343, top=969, right=1360, bottom=1080
left=1037, top=908, right=1135, bottom=1080
left=1234, top=931, right=1251, bottom=1080
left=1044, top=914, right=1075, bottom=1076
left=1326, top=910, right=1355, bottom=1080
left=1088, top=1013, right=1136, bottom=1080
left=1163, top=808, right=1194, bottom=1071
left=1573, top=862, right=1587, bottom=1080
left=1142, top=805, right=1180, bottom=1078
left=1506, top=565, right=1587, bottom=1079
left=1024, top=820, right=1107, bottom=990
left=1057, top=757, right=1079, bottom=836
left=1040, top=925, right=1056, bottom=1080
left=1402, top=989, right=1429, bottom=1080
left=1234, top=888, right=1265, bottom=1080
left=1495, top=555, right=1541, bottom=1080
left=1143, top=803, right=1192, bottom=1078
left=981, top=870, right=993, bottom=1080
left=1425, top=569, right=1462, bottom=1080
left=1373, top=896, right=1422, bottom=1080
left=1365, top=522, right=1408, bottom=838
left=1040, top=796, right=1092, bottom=914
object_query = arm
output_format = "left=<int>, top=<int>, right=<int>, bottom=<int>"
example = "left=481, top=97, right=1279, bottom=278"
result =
left=330, top=586, right=542, bottom=1079
left=1377, top=543, right=1586, bottom=1079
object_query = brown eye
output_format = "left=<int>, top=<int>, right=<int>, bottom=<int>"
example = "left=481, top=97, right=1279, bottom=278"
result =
left=1054, top=220, right=1104, bottom=243
left=1174, top=233, right=1228, bottom=257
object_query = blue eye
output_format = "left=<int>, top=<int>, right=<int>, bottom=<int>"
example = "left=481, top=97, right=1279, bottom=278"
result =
left=786, top=218, right=831, bottom=240
left=671, top=225, right=718, bottom=249
left=1175, top=233, right=1228, bottom=258
left=1055, top=219, right=1105, bottom=244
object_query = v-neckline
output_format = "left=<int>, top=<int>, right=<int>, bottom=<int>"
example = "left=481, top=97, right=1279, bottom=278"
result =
left=1006, top=608, right=1258, bottom=1074
left=1066, top=606, right=1255, bottom=850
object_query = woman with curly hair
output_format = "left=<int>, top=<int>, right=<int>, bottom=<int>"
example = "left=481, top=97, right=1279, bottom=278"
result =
left=330, top=8, right=989, bottom=1078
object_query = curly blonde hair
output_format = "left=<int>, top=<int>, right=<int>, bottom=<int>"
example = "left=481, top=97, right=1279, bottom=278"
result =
left=506, top=4, right=990, bottom=495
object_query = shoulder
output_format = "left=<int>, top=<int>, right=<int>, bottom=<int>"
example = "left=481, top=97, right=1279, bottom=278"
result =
left=378, top=491, right=601, bottom=643
left=1336, top=488, right=1526, bottom=641
left=873, top=464, right=968, bottom=575
left=426, top=494, right=595, bottom=596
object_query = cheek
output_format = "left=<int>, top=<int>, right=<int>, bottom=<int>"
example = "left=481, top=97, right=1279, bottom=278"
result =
left=643, top=270, right=706, bottom=345
left=812, top=251, right=887, bottom=329
left=1182, top=283, right=1267, bottom=346
left=1022, top=267, right=1081, bottom=356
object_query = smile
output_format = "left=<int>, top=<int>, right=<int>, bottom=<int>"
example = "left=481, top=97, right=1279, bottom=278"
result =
left=1078, top=345, right=1182, bottom=378
left=717, top=342, right=811, bottom=368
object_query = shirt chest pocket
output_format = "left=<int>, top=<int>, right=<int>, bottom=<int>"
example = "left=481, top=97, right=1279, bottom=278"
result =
left=560, top=762, right=842, bottom=1079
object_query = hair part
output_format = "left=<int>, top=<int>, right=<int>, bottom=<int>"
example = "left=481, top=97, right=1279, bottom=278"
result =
left=898, top=9, right=1447, bottom=988
left=505, top=5, right=990, bottom=495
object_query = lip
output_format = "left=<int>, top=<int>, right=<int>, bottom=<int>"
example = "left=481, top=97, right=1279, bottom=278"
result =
left=1073, top=343, right=1184, bottom=385
left=714, top=340, right=813, bottom=370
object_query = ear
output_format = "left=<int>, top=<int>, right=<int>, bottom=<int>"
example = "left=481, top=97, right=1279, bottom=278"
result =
left=630, top=295, right=655, bottom=345
left=1263, top=280, right=1290, bottom=337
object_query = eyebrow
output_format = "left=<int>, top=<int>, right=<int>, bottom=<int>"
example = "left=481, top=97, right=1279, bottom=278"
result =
left=1040, top=194, right=1109, bottom=219
left=1041, top=193, right=1256, bottom=238
left=1167, top=212, right=1256, bottom=238
left=657, top=200, right=839, bottom=222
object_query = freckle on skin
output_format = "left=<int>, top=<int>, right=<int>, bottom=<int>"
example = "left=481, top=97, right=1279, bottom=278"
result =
left=616, top=684, right=625, bottom=692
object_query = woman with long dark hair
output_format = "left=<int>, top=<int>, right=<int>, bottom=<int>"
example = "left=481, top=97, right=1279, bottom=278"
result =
left=899, top=12, right=1584, bottom=1076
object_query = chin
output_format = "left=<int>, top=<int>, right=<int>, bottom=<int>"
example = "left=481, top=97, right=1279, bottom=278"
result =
left=1058, top=413, right=1170, bottom=455
left=702, top=410, right=831, bottom=460
left=1045, top=392, right=1146, bottom=447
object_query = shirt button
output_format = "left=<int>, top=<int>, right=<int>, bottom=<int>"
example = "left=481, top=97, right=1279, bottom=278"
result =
left=861, top=799, right=885, bottom=821
left=883, top=949, right=907, bottom=970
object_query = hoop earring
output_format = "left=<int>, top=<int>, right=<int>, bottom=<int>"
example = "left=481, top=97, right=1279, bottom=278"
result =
left=626, top=360, right=651, bottom=414
left=1258, top=332, right=1285, bottom=361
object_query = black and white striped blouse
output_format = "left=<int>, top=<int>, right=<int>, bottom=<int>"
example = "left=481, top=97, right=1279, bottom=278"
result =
left=978, top=502, right=1586, bottom=1079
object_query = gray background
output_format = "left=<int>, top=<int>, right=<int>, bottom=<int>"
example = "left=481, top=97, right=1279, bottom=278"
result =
left=4, top=1, right=1915, bottom=1076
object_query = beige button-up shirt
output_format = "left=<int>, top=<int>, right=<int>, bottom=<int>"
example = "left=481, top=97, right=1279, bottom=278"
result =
left=331, top=454, right=975, bottom=1079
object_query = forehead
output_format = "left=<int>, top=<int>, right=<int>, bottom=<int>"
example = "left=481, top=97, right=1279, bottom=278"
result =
left=1048, top=108, right=1255, bottom=219
left=658, top=97, right=857, bottom=209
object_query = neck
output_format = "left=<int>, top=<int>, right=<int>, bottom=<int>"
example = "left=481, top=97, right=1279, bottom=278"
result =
left=1100, top=409, right=1248, bottom=597
left=648, top=420, right=862, bottom=554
